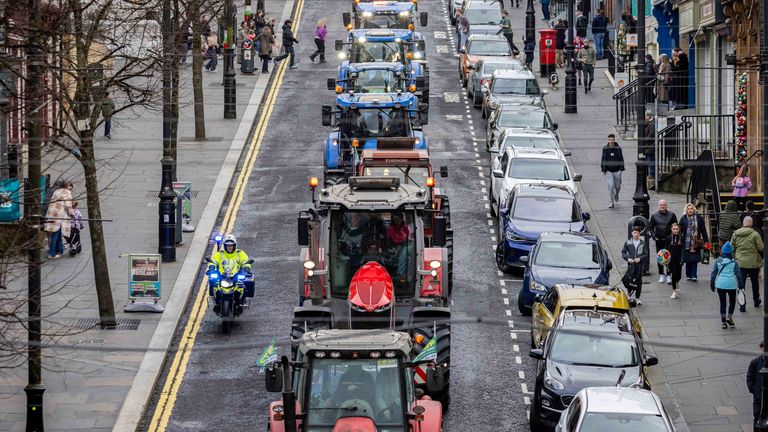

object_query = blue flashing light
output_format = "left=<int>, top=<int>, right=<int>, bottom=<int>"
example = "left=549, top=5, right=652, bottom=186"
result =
left=209, top=273, right=219, bottom=280
left=237, top=274, right=246, bottom=281
left=214, top=235, right=223, bottom=242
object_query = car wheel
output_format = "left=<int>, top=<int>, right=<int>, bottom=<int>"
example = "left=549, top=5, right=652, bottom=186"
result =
left=481, top=105, right=487, bottom=119
left=495, top=242, right=512, bottom=274
left=488, top=186, right=496, bottom=217
left=472, top=90, right=482, bottom=107
left=466, top=85, right=472, bottom=99
left=519, top=293, right=532, bottom=317
left=529, top=396, right=545, bottom=432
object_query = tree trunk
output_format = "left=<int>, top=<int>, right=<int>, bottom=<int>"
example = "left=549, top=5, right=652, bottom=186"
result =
left=78, top=130, right=116, bottom=326
left=190, top=4, right=206, bottom=139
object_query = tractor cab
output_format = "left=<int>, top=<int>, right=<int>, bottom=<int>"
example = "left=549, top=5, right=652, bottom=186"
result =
left=346, top=1, right=427, bottom=31
left=322, top=92, right=428, bottom=186
left=328, top=62, right=425, bottom=98
left=265, top=330, right=444, bottom=432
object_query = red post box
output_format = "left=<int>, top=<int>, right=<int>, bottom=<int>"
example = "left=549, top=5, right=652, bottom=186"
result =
left=539, top=28, right=557, bottom=78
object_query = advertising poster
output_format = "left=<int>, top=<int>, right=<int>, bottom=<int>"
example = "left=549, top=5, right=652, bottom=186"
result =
left=129, top=254, right=162, bottom=299
left=173, top=182, right=192, bottom=225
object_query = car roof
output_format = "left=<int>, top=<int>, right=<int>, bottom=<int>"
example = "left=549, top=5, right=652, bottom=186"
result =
left=464, top=0, right=502, bottom=10
left=492, top=69, right=536, bottom=79
left=503, top=146, right=564, bottom=159
left=584, top=388, right=665, bottom=415
left=538, top=231, right=598, bottom=243
left=554, top=285, right=631, bottom=311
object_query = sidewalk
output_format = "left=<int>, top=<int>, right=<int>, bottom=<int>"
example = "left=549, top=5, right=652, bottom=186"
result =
left=0, top=2, right=293, bottom=430
left=541, top=65, right=761, bottom=431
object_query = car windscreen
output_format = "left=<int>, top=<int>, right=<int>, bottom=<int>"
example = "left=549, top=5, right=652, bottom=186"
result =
left=353, top=41, right=405, bottom=62
left=579, top=413, right=670, bottom=432
left=491, top=78, right=541, bottom=95
left=464, top=7, right=502, bottom=24
left=362, top=14, right=409, bottom=29
left=482, top=62, right=521, bottom=74
left=352, top=70, right=404, bottom=93
left=534, top=242, right=600, bottom=269
left=550, top=331, right=639, bottom=367
left=467, top=40, right=511, bottom=56
left=507, top=158, right=569, bottom=181
left=307, top=358, right=405, bottom=432
left=363, top=166, right=430, bottom=187
left=342, top=108, right=412, bottom=138
left=500, top=136, right=558, bottom=154
left=498, top=110, right=551, bottom=129
left=512, top=196, right=575, bottom=222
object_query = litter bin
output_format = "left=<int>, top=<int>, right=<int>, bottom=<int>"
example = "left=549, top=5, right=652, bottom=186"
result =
left=627, top=215, right=650, bottom=274
left=538, top=28, right=556, bottom=79
left=241, top=37, right=256, bottom=74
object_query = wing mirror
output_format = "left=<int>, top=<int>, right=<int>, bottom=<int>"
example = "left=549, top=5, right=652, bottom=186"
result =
left=342, top=12, right=351, bottom=27
left=552, top=122, right=559, bottom=130
left=321, top=105, right=333, bottom=127
left=335, top=39, right=344, bottom=51
left=416, top=39, right=426, bottom=52
left=415, top=76, right=427, bottom=89
left=327, top=78, right=337, bottom=90
left=519, top=255, right=529, bottom=263
left=433, top=215, right=447, bottom=247
left=439, top=166, right=448, bottom=178
left=420, top=12, right=428, bottom=27
left=458, top=48, right=466, bottom=54
left=298, top=213, right=311, bottom=246
left=606, top=259, right=613, bottom=271
left=644, top=356, right=659, bottom=367
left=418, top=104, right=429, bottom=126
left=573, top=173, right=583, bottom=182
left=582, top=212, right=591, bottom=221
left=492, top=169, right=504, bottom=178
left=529, top=349, right=544, bottom=360
left=542, top=89, right=549, bottom=95
left=265, top=363, right=284, bottom=392
left=425, top=365, right=447, bottom=393
left=563, top=150, right=572, bottom=157
left=534, top=294, right=543, bottom=303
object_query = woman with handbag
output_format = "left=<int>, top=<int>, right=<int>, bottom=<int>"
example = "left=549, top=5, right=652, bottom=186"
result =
left=257, top=26, right=276, bottom=74
left=711, top=241, right=742, bottom=329
left=621, top=226, right=649, bottom=305
left=679, top=203, right=709, bottom=282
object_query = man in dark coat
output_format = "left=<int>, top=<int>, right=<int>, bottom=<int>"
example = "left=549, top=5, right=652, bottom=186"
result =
left=671, top=48, right=689, bottom=109
left=575, top=10, right=588, bottom=38
left=554, top=19, right=566, bottom=68
left=591, top=9, right=608, bottom=59
left=649, top=199, right=677, bottom=281
left=600, top=134, right=625, bottom=208
left=280, top=19, right=299, bottom=69
left=719, top=200, right=742, bottom=247
left=747, top=342, right=765, bottom=425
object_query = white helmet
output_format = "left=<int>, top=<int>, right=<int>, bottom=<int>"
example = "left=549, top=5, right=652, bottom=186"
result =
left=223, top=234, right=237, bottom=251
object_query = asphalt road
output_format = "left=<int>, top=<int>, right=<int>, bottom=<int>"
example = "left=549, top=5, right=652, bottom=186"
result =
left=141, top=0, right=537, bottom=430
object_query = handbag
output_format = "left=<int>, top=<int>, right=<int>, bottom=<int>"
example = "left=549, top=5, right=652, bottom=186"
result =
left=737, top=288, right=747, bottom=306
left=271, top=44, right=281, bottom=58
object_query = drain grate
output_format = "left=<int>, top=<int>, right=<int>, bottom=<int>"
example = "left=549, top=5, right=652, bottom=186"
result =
left=146, top=190, right=199, bottom=198
left=71, top=318, right=141, bottom=331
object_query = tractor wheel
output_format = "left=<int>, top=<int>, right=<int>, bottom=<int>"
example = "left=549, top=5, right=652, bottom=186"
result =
left=324, top=174, right=344, bottom=187
left=441, top=197, right=452, bottom=229
left=441, top=198, right=453, bottom=297
left=412, top=321, right=451, bottom=410
left=290, top=318, right=329, bottom=356
left=496, top=242, right=512, bottom=274
left=421, top=90, right=429, bottom=104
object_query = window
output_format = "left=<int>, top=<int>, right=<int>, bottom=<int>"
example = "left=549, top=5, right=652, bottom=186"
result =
left=361, top=14, right=409, bottom=29
left=500, top=135, right=558, bottom=153
left=513, top=196, right=576, bottom=222
left=534, top=242, right=601, bottom=269
left=307, top=358, right=405, bottom=432
left=352, top=41, right=406, bottom=62
left=550, top=331, right=639, bottom=367
left=579, top=412, right=669, bottom=432
left=491, top=78, right=541, bottom=95
left=498, top=110, right=551, bottom=129
left=353, top=70, right=404, bottom=93
left=566, top=398, right=582, bottom=431
left=363, top=166, right=430, bottom=187
left=329, top=210, right=416, bottom=297
left=507, top=158, right=569, bottom=181
left=464, top=7, right=502, bottom=25
left=467, top=39, right=511, bottom=56
left=341, top=108, right=412, bottom=139
left=482, top=62, right=522, bottom=75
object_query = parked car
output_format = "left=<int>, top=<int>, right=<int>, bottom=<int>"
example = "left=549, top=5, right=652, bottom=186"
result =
left=529, top=304, right=658, bottom=431
left=481, top=69, right=547, bottom=118
left=490, top=146, right=580, bottom=217
left=518, top=232, right=611, bottom=315
left=459, top=0, right=503, bottom=36
left=555, top=387, right=675, bottom=432
left=495, top=184, right=586, bottom=271
left=458, top=35, right=515, bottom=87
left=467, top=58, right=524, bottom=106
left=489, top=129, right=562, bottom=173
left=486, top=104, right=558, bottom=149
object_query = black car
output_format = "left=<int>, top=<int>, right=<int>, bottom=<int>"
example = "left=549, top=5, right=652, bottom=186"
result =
left=528, top=309, right=658, bottom=432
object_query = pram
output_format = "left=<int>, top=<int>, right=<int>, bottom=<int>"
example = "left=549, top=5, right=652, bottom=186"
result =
left=66, top=227, right=82, bottom=257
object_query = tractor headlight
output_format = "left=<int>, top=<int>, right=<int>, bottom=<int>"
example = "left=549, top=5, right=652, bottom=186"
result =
left=506, top=230, right=526, bottom=242
left=338, top=52, right=347, bottom=59
left=399, top=10, right=410, bottom=17
left=544, top=370, right=565, bottom=391
left=414, top=52, right=422, bottom=59
left=429, top=260, right=441, bottom=270
left=209, top=273, right=219, bottom=280
left=362, top=11, right=373, bottom=17
left=530, top=281, right=547, bottom=292
left=304, top=260, right=316, bottom=270
left=430, top=269, right=438, bottom=277
left=358, top=36, right=367, bottom=43
left=395, top=37, right=402, bottom=43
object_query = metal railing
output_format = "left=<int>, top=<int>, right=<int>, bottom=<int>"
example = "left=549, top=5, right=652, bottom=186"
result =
left=656, top=120, right=692, bottom=181
left=612, top=78, right=639, bottom=132
left=550, top=0, right=567, bottom=18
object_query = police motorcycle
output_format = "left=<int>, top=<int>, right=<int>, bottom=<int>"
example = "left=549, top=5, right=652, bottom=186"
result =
left=205, top=234, right=255, bottom=334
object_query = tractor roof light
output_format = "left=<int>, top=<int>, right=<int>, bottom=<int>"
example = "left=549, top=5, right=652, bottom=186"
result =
left=414, top=52, right=422, bottom=59
left=314, top=351, right=327, bottom=358
left=385, top=350, right=397, bottom=358
left=409, top=84, right=416, bottom=92
left=335, top=85, right=343, bottom=94
left=395, top=37, right=402, bottom=43
left=339, top=52, right=347, bottom=59
left=358, top=36, right=367, bottom=43
left=406, top=52, right=413, bottom=59
left=414, top=334, right=426, bottom=344
left=352, top=139, right=360, bottom=147
left=369, top=351, right=381, bottom=358
left=426, top=177, right=435, bottom=188
left=309, top=177, right=319, bottom=188
left=362, top=11, right=373, bottom=17
left=399, top=11, right=410, bottom=17
left=330, top=351, right=341, bottom=358
left=429, top=260, right=441, bottom=269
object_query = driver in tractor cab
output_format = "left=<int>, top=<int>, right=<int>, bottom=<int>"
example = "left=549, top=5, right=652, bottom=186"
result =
left=386, top=213, right=411, bottom=281
left=210, top=234, right=252, bottom=308
left=347, top=214, right=386, bottom=265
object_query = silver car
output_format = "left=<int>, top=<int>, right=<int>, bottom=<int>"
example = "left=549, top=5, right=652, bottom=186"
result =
left=555, top=387, right=675, bottom=432
left=467, top=59, right=524, bottom=107
left=481, top=69, right=547, bottom=119
left=460, top=0, right=503, bottom=36
left=486, top=104, right=559, bottom=149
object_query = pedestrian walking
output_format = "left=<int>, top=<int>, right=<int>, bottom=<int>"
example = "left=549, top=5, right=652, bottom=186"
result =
left=732, top=164, right=753, bottom=211
left=747, top=342, right=765, bottom=425
left=101, top=92, right=115, bottom=139
left=665, top=223, right=684, bottom=298
left=523, top=38, right=535, bottom=70
left=278, top=19, right=299, bottom=70
left=656, top=54, right=673, bottom=107
left=741, top=201, right=764, bottom=239
left=572, top=35, right=584, bottom=84
left=44, top=181, right=74, bottom=259
left=622, top=227, right=649, bottom=305
left=649, top=199, right=678, bottom=282
left=499, top=10, right=519, bottom=55
left=591, top=9, right=608, bottom=59
left=575, top=38, right=595, bottom=93
left=456, top=11, right=470, bottom=53
left=711, top=241, right=741, bottom=329
left=554, top=19, right=566, bottom=68
left=541, top=0, right=551, bottom=20
left=205, top=31, right=219, bottom=71
left=680, top=203, right=709, bottom=281
left=600, top=134, right=625, bottom=208
left=719, top=200, right=742, bottom=248
left=257, top=27, right=276, bottom=73
left=309, top=18, right=327, bottom=63
left=575, top=9, right=588, bottom=38
left=731, top=216, right=763, bottom=311
left=254, top=10, right=266, bottom=35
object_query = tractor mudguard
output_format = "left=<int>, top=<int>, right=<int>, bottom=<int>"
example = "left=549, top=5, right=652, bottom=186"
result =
left=410, top=307, right=450, bottom=327
left=325, top=134, right=340, bottom=169
left=293, top=306, right=334, bottom=324
left=291, top=307, right=334, bottom=352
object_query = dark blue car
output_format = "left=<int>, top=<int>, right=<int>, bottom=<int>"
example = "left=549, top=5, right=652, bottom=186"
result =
left=518, top=232, right=612, bottom=315
left=496, top=184, right=589, bottom=274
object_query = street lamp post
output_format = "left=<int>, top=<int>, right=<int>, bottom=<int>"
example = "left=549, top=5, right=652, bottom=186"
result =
left=632, top=0, right=650, bottom=220
left=754, top=1, right=768, bottom=430
left=525, top=0, right=535, bottom=45
left=159, top=0, right=176, bottom=262
left=223, top=0, right=237, bottom=119
left=564, top=0, right=577, bottom=113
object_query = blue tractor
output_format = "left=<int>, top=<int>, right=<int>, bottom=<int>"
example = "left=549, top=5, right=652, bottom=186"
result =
left=321, top=91, right=429, bottom=186
left=335, top=29, right=429, bottom=103
left=344, top=0, right=428, bottom=48
left=327, top=62, right=427, bottom=102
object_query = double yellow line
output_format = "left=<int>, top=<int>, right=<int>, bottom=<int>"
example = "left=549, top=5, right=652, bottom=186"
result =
left=146, top=1, right=305, bottom=429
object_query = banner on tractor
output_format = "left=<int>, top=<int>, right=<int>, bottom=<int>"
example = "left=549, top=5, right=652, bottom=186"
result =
left=413, top=335, right=437, bottom=362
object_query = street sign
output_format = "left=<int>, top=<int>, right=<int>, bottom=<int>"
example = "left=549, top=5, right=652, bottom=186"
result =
left=129, top=253, right=162, bottom=299
left=173, top=181, right=195, bottom=232
left=0, top=178, right=20, bottom=222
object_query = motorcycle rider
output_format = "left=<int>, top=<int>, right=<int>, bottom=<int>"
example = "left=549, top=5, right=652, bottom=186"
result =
left=209, top=234, right=252, bottom=312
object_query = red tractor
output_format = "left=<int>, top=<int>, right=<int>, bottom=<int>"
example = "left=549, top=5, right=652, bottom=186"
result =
left=294, top=176, right=451, bottom=406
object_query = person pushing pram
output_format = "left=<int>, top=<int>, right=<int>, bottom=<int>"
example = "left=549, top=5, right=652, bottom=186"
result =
left=66, top=200, right=84, bottom=256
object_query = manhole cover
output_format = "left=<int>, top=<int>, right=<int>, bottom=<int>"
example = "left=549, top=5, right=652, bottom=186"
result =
left=70, top=318, right=141, bottom=331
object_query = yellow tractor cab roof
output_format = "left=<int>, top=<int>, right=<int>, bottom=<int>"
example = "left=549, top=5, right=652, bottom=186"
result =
left=553, top=284, right=631, bottom=312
